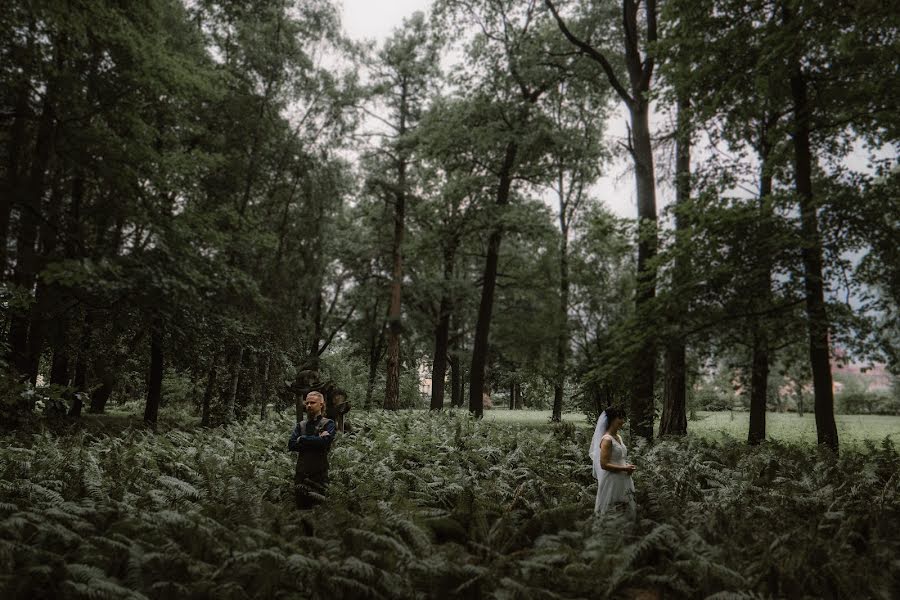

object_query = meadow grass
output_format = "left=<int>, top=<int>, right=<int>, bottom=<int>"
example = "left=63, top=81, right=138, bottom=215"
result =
left=687, top=410, right=900, bottom=446
left=481, top=407, right=588, bottom=426
left=485, top=407, right=900, bottom=446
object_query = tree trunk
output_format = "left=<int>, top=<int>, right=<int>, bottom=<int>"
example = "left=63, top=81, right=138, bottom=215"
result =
left=25, top=174, right=68, bottom=385
left=87, top=331, right=115, bottom=415
left=786, top=10, right=838, bottom=451
left=469, top=141, right=518, bottom=418
left=143, top=326, right=164, bottom=428
left=201, top=356, right=218, bottom=427
left=67, top=312, right=92, bottom=418
left=2, top=63, right=33, bottom=275
left=224, top=345, right=243, bottom=423
left=49, top=337, right=69, bottom=386
left=748, top=137, right=775, bottom=445
left=660, top=95, right=690, bottom=437
left=308, top=291, right=323, bottom=358
left=546, top=0, right=659, bottom=441
left=8, top=89, right=57, bottom=375
left=89, top=375, right=113, bottom=414
left=552, top=183, right=569, bottom=423
left=628, top=97, right=659, bottom=442
left=515, top=382, right=523, bottom=409
left=384, top=82, right=410, bottom=411
left=364, top=295, right=384, bottom=409
left=26, top=278, right=52, bottom=386
left=430, top=247, right=455, bottom=410
left=660, top=345, right=687, bottom=435
left=460, top=368, right=467, bottom=407
left=748, top=329, right=770, bottom=445
left=260, top=353, right=271, bottom=420
left=449, top=352, right=462, bottom=408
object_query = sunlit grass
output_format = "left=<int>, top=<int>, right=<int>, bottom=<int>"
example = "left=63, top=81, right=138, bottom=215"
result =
left=480, top=407, right=588, bottom=426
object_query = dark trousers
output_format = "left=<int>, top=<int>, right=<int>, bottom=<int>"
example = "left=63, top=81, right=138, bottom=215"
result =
left=294, top=469, right=328, bottom=510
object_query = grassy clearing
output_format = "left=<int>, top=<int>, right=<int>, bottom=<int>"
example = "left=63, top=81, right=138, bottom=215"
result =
left=486, top=408, right=900, bottom=446
left=481, top=407, right=588, bottom=427
left=687, top=411, right=900, bottom=446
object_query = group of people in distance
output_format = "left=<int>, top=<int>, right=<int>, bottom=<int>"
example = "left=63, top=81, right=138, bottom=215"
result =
left=286, top=364, right=636, bottom=516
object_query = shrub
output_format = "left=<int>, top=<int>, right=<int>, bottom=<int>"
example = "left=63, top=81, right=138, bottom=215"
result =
left=837, top=391, right=899, bottom=415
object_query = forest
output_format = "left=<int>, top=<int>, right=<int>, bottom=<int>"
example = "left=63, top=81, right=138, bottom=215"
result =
left=1, top=0, right=898, bottom=598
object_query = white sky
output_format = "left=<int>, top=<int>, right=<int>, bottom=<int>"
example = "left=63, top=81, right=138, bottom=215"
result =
left=340, top=0, right=433, bottom=43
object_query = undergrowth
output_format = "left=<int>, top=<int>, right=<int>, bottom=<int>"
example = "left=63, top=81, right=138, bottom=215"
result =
left=1, top=410, right=898, bottom=599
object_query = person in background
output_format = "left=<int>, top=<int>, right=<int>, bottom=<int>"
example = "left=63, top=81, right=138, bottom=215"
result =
left=288, top=391, right=336, bottom=510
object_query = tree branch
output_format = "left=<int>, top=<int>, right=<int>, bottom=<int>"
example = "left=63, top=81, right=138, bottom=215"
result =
left=544, top=0, right=634, bottom=105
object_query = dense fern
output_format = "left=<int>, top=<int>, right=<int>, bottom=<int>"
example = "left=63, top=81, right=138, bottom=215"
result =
left=0, top=411, right=897, bottom=599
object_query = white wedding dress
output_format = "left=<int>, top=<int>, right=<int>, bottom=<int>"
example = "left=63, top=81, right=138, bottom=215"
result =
left=593, top=433, right=636, bottom=515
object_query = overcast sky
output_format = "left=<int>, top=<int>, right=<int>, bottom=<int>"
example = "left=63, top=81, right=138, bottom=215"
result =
left=341, top=0, right=433, bottom=41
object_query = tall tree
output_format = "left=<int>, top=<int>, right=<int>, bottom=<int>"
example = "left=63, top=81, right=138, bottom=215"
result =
left=659, top=93, right=690, bottom=436
left=542, top=82, right=608, bottom=421
left=436, top=0, right=569, bottom=418
left=367, top=13, right=439, bottom=410
left=546, top=0, right=661, bottom=440
left=780, top=2, right=838, bottom=450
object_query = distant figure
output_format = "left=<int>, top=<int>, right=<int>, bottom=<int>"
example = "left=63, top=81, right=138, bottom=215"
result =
left=589, top=406, right=636, bottom=515
left=288, top=391, right=336, bottom=509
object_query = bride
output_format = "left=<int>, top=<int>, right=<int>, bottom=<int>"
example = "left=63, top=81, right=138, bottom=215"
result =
left=589, top=407, right=636, bottom=515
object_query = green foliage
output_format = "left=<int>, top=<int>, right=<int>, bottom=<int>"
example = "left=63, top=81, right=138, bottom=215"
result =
left=837, top=391, right=898, bottom=417
left=160, top=371, right=201, bottom=409
left=1, top=411, right=898, bottom=598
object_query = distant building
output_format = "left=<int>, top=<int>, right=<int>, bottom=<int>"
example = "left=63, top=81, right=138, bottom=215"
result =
left=831, top=347, right=892, bottom=393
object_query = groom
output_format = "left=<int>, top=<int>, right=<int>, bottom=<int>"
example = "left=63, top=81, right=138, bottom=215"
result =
left=288, top=391, right=337, bottom=509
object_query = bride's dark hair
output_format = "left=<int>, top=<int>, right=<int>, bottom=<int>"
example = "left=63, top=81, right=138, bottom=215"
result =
left=604, top=406, right=626, bottom=422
